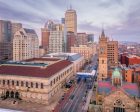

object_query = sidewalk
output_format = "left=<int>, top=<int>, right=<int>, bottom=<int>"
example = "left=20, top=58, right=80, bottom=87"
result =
left=53, top=84, right=75, bottom=112
left=83, top=86, right=94, bottom=112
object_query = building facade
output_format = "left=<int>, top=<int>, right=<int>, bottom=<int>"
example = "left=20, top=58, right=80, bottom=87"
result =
left=108, top=40, right=118, bottom=66
left=65, top=8, right=77, bottom=34
left=48, top=24, right=64, bottom=53
left=77, top=33, right=88, bottom=46
left=13, top=28, right=39, bottom=61
left=67, top=31, right=76, bottom=52
left=71, top=45, right=95, bottom=62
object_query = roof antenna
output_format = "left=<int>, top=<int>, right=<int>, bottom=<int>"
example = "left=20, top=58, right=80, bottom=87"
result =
left=101, top=23, right=105, bottom=37
left=70, top=4, right=72, bottom=10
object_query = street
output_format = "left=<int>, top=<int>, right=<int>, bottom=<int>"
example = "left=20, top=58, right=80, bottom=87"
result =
left=60, top=54, right=98, bottom=112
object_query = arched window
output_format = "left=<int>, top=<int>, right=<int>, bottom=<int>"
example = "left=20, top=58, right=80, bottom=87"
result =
left=114, top=99, right=125, bottom=112
left=31, top=82, right=33, bottom=88
left=21, top=81, right=24, bottom=86
left=54, top=79, right=55, bottom=84
left=3, top=80, right=5, bottom=85
left=7, top=80, right=10, bottom=85
left=16, top=81, right=19, bottom=86
left=12, top=80, right=14, bottom=86
left=41, top=83, right=43, bottom=89
left=36, top=83, right=38, bottom=88
left=50, top=81, right=52, bottom=86
left=26, top=82, right=28, bottom=87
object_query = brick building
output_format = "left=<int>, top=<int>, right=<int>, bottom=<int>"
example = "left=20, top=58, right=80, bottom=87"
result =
left=67, top=31, right=76, bottom=52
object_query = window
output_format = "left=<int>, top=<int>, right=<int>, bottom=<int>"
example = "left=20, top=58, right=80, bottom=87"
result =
left=31, top=82, right=33, bottom=88
left=7, top=80, right=10, bottom=85
left=17, top=81, right=19, bottom=86
left=59, top=76, right=60, bottom=80
left=12, top=80, right=14, bottom=86
left=50, top=81, right=52, bottom=86
left=36, top=83, right=38, bottom=88
left=3, top=80, right=5, bottom=85
left=54, top=79, right=55, bottom=84
left=41, top=83, right=43, bottom=89
left=56, top=77, right=58, bottom=82
left=102, top=60, right=104, bottom=64
left=21, top=81, right=24, bottom=86
left=26, top=82, right=28, bottom=87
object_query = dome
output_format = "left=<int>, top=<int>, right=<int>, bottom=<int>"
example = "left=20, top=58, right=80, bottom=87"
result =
left=112, top=68, right=121, bottom=78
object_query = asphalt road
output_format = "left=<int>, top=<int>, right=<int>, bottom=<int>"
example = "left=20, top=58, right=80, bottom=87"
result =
left=60, top=54, right=98, bottom=112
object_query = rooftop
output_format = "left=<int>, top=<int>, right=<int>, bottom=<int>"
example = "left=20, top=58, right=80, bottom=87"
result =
left=45, top=53, right=83, bottom=61
left=0, top=60, right=72, bottom=78
left=24, top=28, right=37, bottom=35
left=25, top=58, right=60, bottom=62
left=98, top=81, right=140, bottom=97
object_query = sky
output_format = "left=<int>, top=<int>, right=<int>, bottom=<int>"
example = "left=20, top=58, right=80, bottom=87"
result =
left=0, top=0, right=140, bottom=42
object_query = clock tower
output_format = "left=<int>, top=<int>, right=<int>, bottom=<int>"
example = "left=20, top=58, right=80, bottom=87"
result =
left=98, top=29, right=108, bottom=80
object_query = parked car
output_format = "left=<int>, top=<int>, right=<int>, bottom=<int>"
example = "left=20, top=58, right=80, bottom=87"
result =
left=69, top=94, right=75, bottom=100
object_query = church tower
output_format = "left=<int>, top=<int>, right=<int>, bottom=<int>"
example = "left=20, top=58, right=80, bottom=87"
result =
left=98, top=29, right=108, bottom=80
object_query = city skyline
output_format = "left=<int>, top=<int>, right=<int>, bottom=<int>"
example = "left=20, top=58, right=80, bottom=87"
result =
left=0, top=0, right=140, bottom=42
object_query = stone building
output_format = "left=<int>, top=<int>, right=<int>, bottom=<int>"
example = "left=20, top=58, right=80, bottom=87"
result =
left=0, top=58, right=73, bottom=104
left=96, top=68, right=140, bottom=112
left=13, top=28, right=39, bottom=61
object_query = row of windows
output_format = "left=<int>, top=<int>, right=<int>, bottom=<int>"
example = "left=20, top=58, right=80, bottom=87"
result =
left=50, top=67, right=72, bottom=86
left=0, top=80, right=44, bottom=89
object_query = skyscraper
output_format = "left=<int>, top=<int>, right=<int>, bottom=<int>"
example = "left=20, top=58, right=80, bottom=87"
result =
left=0, top=20, right=12, bottom=60
left=98, top=30, right=108, bottom=80
left=11, top=22, right=22, bottom=40
left=65, top=7, right=77, bottom=34
left=13, top=28, right=39, bottom=61
left=48, top=23, right=65, bottom=53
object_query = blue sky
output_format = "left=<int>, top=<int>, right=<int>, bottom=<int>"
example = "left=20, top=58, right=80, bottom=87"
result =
left=0, top=0, right=140, bottom=42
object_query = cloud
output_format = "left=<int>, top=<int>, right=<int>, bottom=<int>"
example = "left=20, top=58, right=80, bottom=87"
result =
left=0, top=0, right=139, bottom=42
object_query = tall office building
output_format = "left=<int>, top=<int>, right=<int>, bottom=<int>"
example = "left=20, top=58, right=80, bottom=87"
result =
left=0, top=20, right=12, bottom=60
left=13, top=28, right=39, bottom=61
left=65, top=7, right=77, bottom=34
left=49, top=24, right=65, bottom=53
left=108, top=40, right=118, bottom=66
left=98, top=30, right=108, bottom=80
